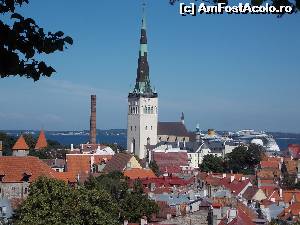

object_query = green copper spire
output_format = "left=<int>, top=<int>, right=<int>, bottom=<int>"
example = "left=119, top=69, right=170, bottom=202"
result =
left=129, top=3, right=156, bottom=97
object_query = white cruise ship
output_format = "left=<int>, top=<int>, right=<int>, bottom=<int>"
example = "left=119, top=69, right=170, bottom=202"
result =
left=232, top=129, right=280, bottom=152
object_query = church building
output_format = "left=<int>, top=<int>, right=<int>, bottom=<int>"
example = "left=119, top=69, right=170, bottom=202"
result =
left=127, top=7, right=190, bottom=160
left=127, top=8, right=158, bottom=159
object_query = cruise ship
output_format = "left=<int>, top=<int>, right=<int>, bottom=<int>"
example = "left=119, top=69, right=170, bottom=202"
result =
left=231, top=129, right=280, bottom=152
left=199, top=129, right=280, bottom=152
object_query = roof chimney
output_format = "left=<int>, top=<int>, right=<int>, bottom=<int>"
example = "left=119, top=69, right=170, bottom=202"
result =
left=90, top=95, right=97, bottom=144
left=230, top=175, right=235, bottom=183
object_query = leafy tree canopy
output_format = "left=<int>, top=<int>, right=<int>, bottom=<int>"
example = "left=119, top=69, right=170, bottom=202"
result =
left=14, top=177, right=119, bottom=225
left=0, top=0, right=73, bottom=81
left=200, top=154, right=225, bottom=173
left=225, top=144, right=264, bottom=174
left=149, top=160, right=160, bottom=176
left=85, top=172, right=159, bottom=223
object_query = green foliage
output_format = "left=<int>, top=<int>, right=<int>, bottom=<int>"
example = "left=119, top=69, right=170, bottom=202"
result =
left=149, top=160, right=160, bottom=176
left=14, top=177, right=118, bottom=225
left=200, top=154, right=224, bottom=173
left=85, top=171, right=129, bottom=201
left=199, top=144, right=264, bottom=174
left=120, top=192, right=159, bottom=222
left=0, top=132, right=16, bottom=156
left=0, top=0, right=73, bottom=81
left=85, top=172, right=159, bottom=223
left=281, top=162, right=297, bottom=189
left=225, top=144, right=263, bottom=174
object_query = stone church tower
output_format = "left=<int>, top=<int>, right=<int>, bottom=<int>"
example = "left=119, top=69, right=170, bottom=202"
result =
left=127, top=8, right=158, bottom=159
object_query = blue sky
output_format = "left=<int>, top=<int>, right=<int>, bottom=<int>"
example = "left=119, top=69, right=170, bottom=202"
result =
left=0, top=0, right=299, bottom=132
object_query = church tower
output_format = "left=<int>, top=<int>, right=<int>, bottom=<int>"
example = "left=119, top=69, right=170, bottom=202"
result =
left=127, top=6, right=158, bottom=159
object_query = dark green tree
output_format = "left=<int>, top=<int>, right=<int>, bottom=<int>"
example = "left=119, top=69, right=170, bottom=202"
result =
left=0, top=0, right=73, bottom=81
left=225, top=144, right=263, bottom=174
left=0, top=132, right=16, bottom=156
left=149, top=160, right=160, bottom=176
left=85, top=172, right=159, bottom=223
left=281, top=162, right=297, bottom=189
left=85, top=171, right=129, bottom=202
left=200, top=154, right=224, bottom=173
left=120, top=192, right=159, bottom=223
left=14, top=177, right=118, bottom=225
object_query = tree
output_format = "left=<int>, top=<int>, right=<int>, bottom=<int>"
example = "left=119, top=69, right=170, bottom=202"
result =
left=85, top=172, right=159, bottom=223
left=119, top=192, right=159, bottom=223
left=281, top=162, right=297, bottom=189
left=14, top=177, right=118, bottom=225
left=200, top=154, right=224, bottom=173
left=225, top=144, right=263, bottom=174
left=0, top=132, right=16, bottom=156
left=149, top=160, right=160, bottom=176
left=85, top=171, right=129, bottom=202
left=0, top=0, right=73, bottom=81
left=169, top=0, right=300, bottom=13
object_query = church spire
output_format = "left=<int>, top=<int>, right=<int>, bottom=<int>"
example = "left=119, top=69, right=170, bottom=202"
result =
left=132, top=3, right=155, bottom=96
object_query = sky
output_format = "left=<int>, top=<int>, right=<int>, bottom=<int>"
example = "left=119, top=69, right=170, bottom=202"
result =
left=0, top=0, right=300, bottom=132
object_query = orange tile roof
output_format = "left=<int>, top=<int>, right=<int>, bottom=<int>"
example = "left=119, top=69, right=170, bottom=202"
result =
left=284, top=159, right=298, bottom=174
left=55, top=171, right=77, bottom=183
left=0, top=156, right=75, bottom=183
left=257, top=170, right=274, bottom=179
left=12, top=135, right=29, bottom=150
left=35, top=130, right=48, bottom=150
left=283, top=190, right=300, bottom=203
left=260, top=160, right=279, bottom=169
left=124, top=168, right=156, bottom=180
left=66, top=154, right=112, bottom=177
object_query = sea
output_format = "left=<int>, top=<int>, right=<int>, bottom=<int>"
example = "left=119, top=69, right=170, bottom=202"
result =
left=3, top=130, right=300, bottom=151
left=47, top=134, right=300, bottom=151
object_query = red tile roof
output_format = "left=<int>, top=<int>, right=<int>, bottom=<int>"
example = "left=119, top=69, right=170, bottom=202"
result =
left=141, top=176, right=190, bottom=188
left=35, top=130, right=48, bottom=150
left=220, top=177, right=251, bottom=196
left=260, top=160, right=279, bottom=169
left=66, top=154, right=112, bottom=177
left=0, top=156, right=75, bottom=183
left=124, top=168, right=156, bottom=180
left=12, top=135, right=29, bottom=150
left=152, top=151, right=188, bottom=173
left=103, top=153, right=133, bottom=173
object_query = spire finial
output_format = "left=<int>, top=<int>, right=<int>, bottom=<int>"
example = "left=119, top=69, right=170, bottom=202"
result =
left=142, top=1, right=147, bottom=30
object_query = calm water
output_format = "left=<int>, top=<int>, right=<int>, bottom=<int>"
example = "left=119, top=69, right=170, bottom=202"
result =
left=48, top=134, right=300, bottom=151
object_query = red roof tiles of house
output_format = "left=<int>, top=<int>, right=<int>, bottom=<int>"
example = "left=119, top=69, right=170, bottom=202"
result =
left=103, top=153, right=133, bottom=173
left=152, top=151, right=188, bottom=173
left=12, top=135, right=29, bottom=150
left=260, top=160, right=280, bottom=169
left=124, top=168, right=156, bottom=180
left=141, top=176, right=189, bottom=187
left=35, top=130, right=48, bottom=150
left=220, top=177, right=251, bottom=196
left=66, top=154, right=112, bottom=177
left=0, top=156, right=75, bottom=183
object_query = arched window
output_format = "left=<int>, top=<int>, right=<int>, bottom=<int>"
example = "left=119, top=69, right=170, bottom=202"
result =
left=145, top=126, right=148, bottom=130
left=131, top=139, right=136, bottom=154
left=147, top=137, right=150, bottom=145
